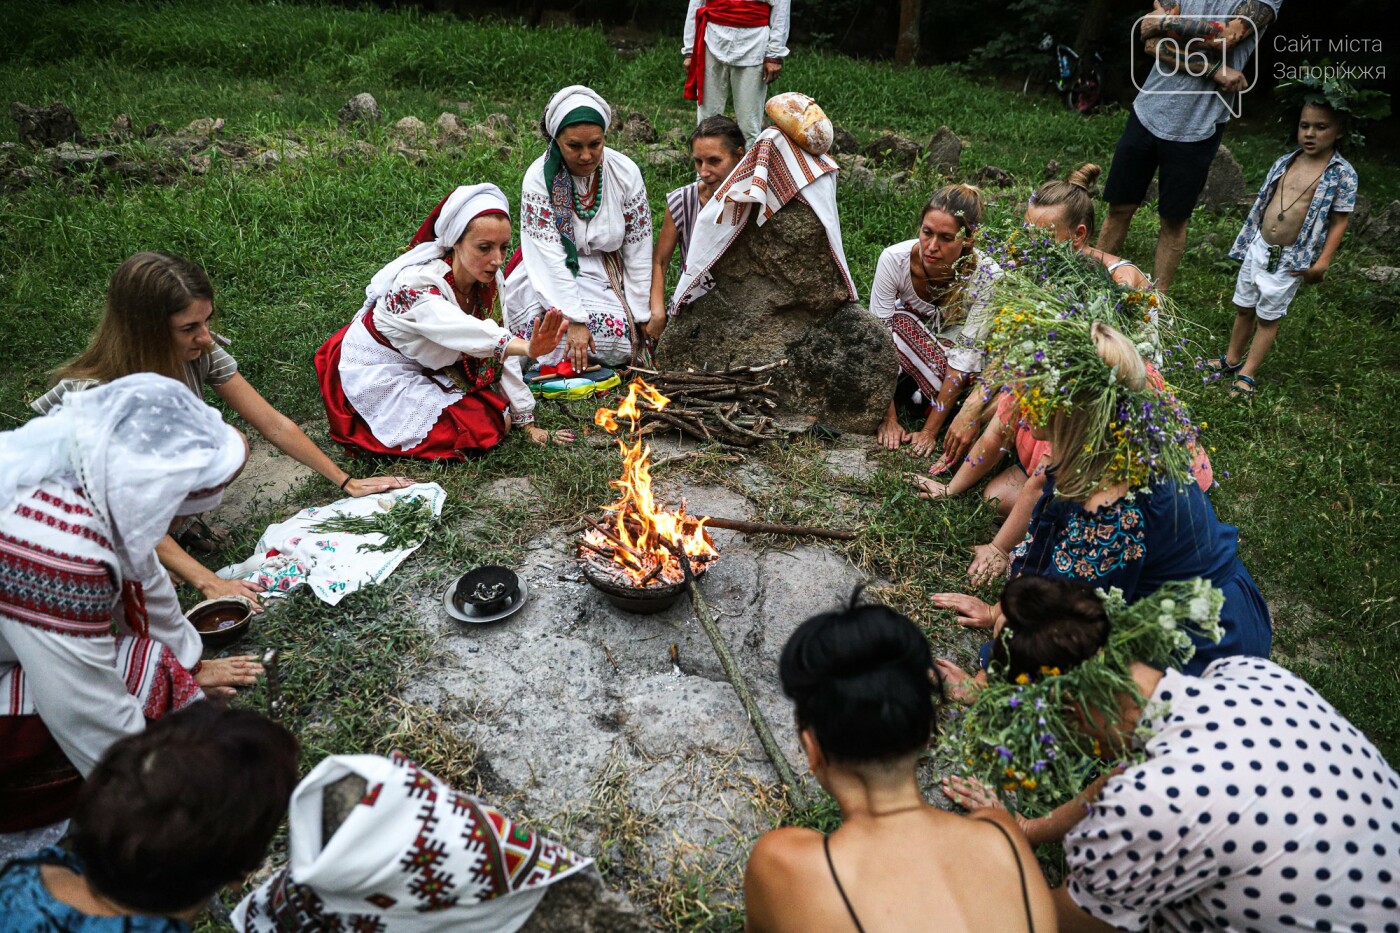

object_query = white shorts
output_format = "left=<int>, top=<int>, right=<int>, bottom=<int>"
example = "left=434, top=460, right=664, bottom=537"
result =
left=1232, top=233, right=1302, bottom=322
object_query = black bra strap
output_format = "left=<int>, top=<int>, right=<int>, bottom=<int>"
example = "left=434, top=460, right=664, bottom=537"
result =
left=978, top=818, right=1035, bottom=933
left=823, top=834, right=867, bottom=933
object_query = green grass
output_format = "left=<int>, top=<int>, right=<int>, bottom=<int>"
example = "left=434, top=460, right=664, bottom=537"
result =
left=3, top=1, right=1399, bottom=927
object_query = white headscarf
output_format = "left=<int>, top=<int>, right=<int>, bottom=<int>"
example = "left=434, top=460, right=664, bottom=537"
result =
left=0, top=373, right=246, bottom=584
left=360, top=183, right=511, bottom=315
left=542, top=85, right=611, bottom=137
left=233, top=753, right=592, bottom=933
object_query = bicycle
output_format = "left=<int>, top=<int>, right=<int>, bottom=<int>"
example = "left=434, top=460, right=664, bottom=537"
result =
left=1023, top=33, right=1104, bottom=114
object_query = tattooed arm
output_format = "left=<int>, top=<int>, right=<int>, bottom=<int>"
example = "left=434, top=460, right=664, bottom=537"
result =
left=1142, top=0, right=1276, bottom=86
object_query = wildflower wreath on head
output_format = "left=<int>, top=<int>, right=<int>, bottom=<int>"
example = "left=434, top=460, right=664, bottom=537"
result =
left=981, top=264, right=1200, bottom=494
left=940, top=578, right=1225, bottom=817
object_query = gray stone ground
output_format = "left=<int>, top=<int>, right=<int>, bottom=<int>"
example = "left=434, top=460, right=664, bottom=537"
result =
left=211, top=434, right=895, bottom=924
left=407, top=472, right=878, bottom=918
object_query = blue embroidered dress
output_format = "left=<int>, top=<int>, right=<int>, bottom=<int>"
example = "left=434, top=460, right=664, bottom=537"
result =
left=0, top=848, right=189, bottom=933
left=1010, top=474, right=1272, bottom=674
left=1229, top=148, right=1358, bottom=273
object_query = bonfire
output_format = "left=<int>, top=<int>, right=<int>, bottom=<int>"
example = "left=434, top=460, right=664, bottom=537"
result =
left=578, top=380, right=719, bottom=588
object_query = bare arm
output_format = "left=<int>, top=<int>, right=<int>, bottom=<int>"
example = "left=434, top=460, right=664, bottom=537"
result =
left=1292, top=211, right=1350, bottom=283
left=213, top=374, right=408, bottom=497
left=649, top=209, right=681, bottom=336
left=1143, top=0, right=1274, bottom=85
left=157, top=533, right=265, bottom=608
left=945, top=412, right=1011, bottom=495
left=989, top=455, right=1049, bottom=551
left=910, top=367, right=969, bottom=455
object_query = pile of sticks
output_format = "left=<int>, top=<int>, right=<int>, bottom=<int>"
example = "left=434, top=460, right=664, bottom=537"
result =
left=633, top=361, right=789, bottom=448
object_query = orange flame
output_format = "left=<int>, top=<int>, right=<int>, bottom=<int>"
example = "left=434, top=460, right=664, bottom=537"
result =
left=584, top=379, right=718, bottom=586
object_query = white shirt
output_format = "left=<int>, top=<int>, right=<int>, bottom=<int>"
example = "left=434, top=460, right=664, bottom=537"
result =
left=867, top=240, right=1002, bottom=373
left=682, top=0, right=791, bottom=65
left=1066, top=657, right=1400, bottom=931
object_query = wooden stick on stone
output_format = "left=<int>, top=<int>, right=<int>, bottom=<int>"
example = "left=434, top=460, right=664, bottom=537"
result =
left=700, top=516, right=857, bottom=540
left=662, top=539, right=808, bottom=812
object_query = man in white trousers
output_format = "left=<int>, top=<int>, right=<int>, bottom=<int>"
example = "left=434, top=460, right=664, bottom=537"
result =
left=682, top=0, right=791, bottom=146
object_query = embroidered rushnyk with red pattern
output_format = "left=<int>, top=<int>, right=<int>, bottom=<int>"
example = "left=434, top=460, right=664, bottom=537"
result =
left=233, top=752, right=592, bottom=933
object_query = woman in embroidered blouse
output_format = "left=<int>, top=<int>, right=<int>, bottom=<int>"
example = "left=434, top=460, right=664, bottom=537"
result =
left=31, top=251, right=412, bottom=612
left=869, top=184, right=1003, bottom=458
left=647, top=115, right=746, bottom=339
left=505, top=85, right=654, bottom=373
left=933, top=323, right=1270, bottom=687
left=317, top=183, right=569, bottom=459
left=0, top=376, right=262, bottom=860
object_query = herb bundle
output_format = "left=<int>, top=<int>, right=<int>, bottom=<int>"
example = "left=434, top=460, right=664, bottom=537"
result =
left=940, top=579, right=1224, bottom=817
left=309, top=494, right=436, bottom=553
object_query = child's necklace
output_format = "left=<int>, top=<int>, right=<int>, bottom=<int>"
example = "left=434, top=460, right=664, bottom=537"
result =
left=1274, top=160, right=1327, bottom=223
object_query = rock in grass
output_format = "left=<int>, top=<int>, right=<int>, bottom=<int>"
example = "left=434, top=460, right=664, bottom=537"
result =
left=54, top=142, right=120, bottom=172
left=333, top=140, right=378, bottom=164
left=975, top=164, right=1014, bottom=187
left=664, top=126, right=688, bottom=144
left=1044, top=158, right=1060, bottom=180
left=861, top=132, right=920, bottom=170
left=392, top=115, right=428, bottom=141
left=830, top=124, right=858, bottom=155
left=1359, top=200, right=1400, bottom=250
left=484, top=112, right=515, bottom=135
left=620, top=111, right=657, bottom=144
left=180, top=117, right=224, bottom=137
left=1199, top=144, right=1248, bottom=213
left=337, top=93, right=381, bottom=131
left=926, top=125, right=962, bottom=175
left=642, top=145, right=688, bottom=168
left=654, top=198, right=897, bottom=434
left=434, top=112, right=464, bottom=136
left=11, top=101, right=81, bottom=148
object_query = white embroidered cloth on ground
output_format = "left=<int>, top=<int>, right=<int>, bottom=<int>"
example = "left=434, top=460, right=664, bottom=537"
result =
left=232, top=753, right=591, bottom=933
left=216, top=483, right=446, bottom=606
left=672, top=126, right=855, bottom=311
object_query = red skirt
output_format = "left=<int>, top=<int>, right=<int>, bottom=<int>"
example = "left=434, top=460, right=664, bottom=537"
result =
left=315, top=321, right=509, bottom=461
left=0, top=717, right=82, bottom=832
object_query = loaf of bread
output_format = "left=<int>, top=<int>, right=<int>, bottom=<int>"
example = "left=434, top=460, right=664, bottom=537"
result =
left=764, top=92, right=833, bottom=156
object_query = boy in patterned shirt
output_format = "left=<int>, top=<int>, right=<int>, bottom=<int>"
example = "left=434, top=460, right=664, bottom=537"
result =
left=1210, top=100, right=1358, bottom=398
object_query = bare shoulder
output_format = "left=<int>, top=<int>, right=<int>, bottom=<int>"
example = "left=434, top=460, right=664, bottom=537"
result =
left=747, top=825, right=824, bottom=874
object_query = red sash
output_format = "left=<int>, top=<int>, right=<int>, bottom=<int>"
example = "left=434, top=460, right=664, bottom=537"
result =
left=685, top=0, right=773, bottom=103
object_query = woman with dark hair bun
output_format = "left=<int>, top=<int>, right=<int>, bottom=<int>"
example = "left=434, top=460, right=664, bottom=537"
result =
left=743, top=596, right=1055, bottom=932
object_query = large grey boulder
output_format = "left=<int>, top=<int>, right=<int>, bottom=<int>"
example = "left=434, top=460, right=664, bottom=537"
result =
left=337, top=93, right=381, bottom=132
left=1359, top=200, right=1400, bottom=251
left=926, top=125, right=962, bottom=175
left=655, top=199, right=897, bottom=433
left=1199, top=144, right=1249, bottom=213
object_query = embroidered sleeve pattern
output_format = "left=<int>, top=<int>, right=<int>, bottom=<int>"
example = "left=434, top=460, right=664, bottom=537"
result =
left=522, top=191, right=561, bottom=245
left=1051, top=501, right=1147, bottom=580
left=622, top=189, right=652, bottom=246
left=383, top=285, right=445, bottom=318
left=492, top=332, right=512, bottom=363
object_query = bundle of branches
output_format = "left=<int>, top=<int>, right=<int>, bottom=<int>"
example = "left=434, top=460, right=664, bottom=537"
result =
left=632, top=360, right=789, bottom=447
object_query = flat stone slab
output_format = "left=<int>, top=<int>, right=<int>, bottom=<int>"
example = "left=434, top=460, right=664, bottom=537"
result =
left=408, top=480, right=871, bottom=913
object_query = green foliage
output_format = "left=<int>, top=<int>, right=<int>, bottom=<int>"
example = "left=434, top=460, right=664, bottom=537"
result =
left=1275, top=59, right=1392, bottom=147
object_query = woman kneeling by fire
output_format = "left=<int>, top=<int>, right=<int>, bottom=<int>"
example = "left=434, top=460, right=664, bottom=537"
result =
left=317, top=184, right=571, bottom=461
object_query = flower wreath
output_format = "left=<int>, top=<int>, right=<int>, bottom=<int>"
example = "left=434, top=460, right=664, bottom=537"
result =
left=939, top=578, right=1225, bottom=817
left=980, top=248, right=1199, bottom=492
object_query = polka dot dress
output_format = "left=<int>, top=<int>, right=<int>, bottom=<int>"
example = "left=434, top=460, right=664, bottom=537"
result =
left=1065, top=657, right=1400, bottom=932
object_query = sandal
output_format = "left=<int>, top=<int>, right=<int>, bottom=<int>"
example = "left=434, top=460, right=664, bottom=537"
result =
left=1206, top=355, right=1243, bottom=377
left=1229, top=374, right=1258, bottom=399
left=174, top=516, right=227, bottom=555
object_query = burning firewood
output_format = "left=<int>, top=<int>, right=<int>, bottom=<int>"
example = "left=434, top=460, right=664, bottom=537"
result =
left=626, top=362, right=791, bottom=447
left=578, top=380, right=720, bottom=591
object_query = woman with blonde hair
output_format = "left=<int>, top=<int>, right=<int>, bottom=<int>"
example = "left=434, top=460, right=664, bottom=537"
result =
left=932, top=318, right=1270, bottom=690
left=31, top=252, right=410, bottom=610
left=1025, top=163, right=1151, bottom=290
left=868, top=184, right=1003, bottom=459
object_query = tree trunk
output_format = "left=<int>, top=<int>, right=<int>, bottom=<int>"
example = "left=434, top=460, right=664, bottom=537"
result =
left=1074, top=0, right=1121, bottom=53
left=895, top=0, right=921, bottom=66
